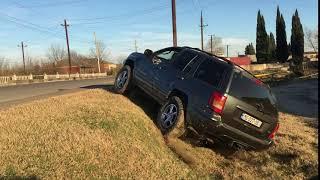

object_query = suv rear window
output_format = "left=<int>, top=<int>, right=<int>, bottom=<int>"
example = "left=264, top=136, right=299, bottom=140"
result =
left=229, top=72, right=277, bottom=107
left=194, top=58, right=231, bottom=90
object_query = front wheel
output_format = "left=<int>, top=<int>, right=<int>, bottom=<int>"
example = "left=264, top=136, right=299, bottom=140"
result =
left=114, top=65, right=133, bottom=94
left=156, top=96, right=186, bottom=138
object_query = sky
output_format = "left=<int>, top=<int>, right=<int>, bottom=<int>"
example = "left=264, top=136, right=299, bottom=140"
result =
left=0, top=0, right=318, bottom=64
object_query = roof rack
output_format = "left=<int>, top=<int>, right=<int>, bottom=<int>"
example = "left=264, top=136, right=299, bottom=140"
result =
left=182, top=46, right=258, bottom=78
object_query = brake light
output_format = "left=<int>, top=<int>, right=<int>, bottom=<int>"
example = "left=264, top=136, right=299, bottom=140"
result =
left=209, top=91, right=227, bottom=114
left=268, top=123, right=280, bottom=139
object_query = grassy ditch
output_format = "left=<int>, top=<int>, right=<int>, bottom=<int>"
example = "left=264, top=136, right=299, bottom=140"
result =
left=0, top=89, right=318, bottom=179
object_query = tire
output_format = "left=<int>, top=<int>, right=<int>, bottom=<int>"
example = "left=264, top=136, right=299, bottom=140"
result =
left=156, top=96, right=186, bottom=138
left=114, top=65, right=133, bottom=94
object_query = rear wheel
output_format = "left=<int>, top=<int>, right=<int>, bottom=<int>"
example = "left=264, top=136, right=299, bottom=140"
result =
left=114, top=65, right=133, bottom=94
left=157, top=96, right=186, bottom=138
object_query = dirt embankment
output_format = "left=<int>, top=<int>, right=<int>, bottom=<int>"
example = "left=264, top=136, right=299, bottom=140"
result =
left=0, top=89, right=318, bottom=179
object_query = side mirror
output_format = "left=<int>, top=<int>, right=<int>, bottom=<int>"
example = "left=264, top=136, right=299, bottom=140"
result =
left=144, top=49, right=153, bottom=58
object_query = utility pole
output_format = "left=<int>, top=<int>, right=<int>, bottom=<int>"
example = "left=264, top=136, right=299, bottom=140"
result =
left=17, top=41, right=27, bottom=74
left=200, top=11, right=208, bottom=50
left=171, top=0, right=177, bottom=47
left=226, top=45, right=230, bottom=57
left=93, top=32, right=101, bottom=73
left=208, top=34, right=214, bottom=54
left=134, top=39, right=138, bottom=52
left=61, top=19, right=71, bottom=77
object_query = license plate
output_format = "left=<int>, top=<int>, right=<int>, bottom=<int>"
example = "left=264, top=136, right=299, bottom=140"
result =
left=240, top=113, right=262, bottom=128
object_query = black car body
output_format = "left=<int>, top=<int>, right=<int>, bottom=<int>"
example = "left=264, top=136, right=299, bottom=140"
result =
left=115, top=46, right=279, bottom=150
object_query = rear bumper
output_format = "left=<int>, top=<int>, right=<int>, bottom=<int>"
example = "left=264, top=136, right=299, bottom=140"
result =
left=206, top=120, right=273, bottom=149
left=189, top=109, right=273, bottom=149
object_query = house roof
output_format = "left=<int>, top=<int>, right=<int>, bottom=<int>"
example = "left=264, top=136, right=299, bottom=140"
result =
left=229, top=56, right=251, bottom=65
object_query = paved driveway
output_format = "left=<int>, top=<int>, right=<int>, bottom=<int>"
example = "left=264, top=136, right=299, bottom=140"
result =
left=272, top=79, right=318, bottom=118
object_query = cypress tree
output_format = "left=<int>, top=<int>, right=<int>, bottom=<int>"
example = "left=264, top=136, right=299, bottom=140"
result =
left=245, top=43, right=255, bottom=55
left=245, top=45, right=250, bottom=55
left=250, top=43, right=256, bottom=55
left=291, top=9, right=304, bottom=68
left=268, top=32, right=276, bottom=61
left=288, top=42, right=292, bottom=56
left=276, top=6, right=289, bottom=63
left=256, top=10, right=269, bottom=63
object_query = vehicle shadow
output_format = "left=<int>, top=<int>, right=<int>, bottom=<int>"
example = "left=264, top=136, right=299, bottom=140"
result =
left=81, top=84, right=247, bottom=158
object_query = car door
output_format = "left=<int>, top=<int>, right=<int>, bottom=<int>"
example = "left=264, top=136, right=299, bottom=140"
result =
left=150, top=48, right=181, bottom=102
left=134, top=56, right=154, bottom=93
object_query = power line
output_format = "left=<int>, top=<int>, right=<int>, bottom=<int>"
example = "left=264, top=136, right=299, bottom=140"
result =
left=208, top=34, right=214, bottom=54
left=11, top=0, right=61, bottom=23
left=93, top=32, right=101, bottom=73
left=61, top=19, right=72, bottom=77
left=71, top=3, right=170, bottom=22
left=0, top=12, right=92, bottom=45
left=226, top=45, right=230, bottom=58
left=172, top=0, right=177, bottom=47
left=16, top=0, right=89, bottom=8
left=17, top=41, right=27, bottom=73
left=200, top=11, right=208, bottom=50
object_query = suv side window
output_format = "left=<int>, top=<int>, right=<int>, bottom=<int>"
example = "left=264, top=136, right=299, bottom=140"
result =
left=153, top=48, right=181, bottom=64
left=194, top=58, right=231, bottom=89
left=173, top=51, right=198, bottom=71
left=156, top=51, right=176, bottom=61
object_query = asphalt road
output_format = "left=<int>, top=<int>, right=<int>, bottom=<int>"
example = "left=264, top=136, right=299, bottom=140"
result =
left=272, top=78, right=318, bottom=118
left=1, top=76, right=318, bottom=119
left=0, top=78, right=114, bottom=108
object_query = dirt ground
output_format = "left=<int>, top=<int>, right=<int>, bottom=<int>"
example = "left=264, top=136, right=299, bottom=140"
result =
left=272, top=78, right=318, bottom=118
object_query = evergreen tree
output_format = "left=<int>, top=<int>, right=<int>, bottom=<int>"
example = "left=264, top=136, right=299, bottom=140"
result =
left=276, top=6, right=289, bottom=63
left=291, top=9, right=304, bottom=68
left=245, top=45, right=250, bottom=55
left=268, top=32, right=276, bottom=61
left=250, top=43, right=256, bottom=55
left=245, top=43, right=255, bottom=55
left=288, top=42, right=292, bottom=56
left=256, top=10, right=269, bottom=63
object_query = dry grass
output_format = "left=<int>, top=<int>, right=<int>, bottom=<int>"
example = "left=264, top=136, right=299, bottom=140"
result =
left=0, top=89, right=318, bottom=179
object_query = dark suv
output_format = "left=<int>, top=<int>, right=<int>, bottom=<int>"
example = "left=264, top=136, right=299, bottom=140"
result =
left=114, top=46, right=279, bottom=150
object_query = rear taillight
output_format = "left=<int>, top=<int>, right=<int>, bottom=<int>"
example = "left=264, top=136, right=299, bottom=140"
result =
left=209, top=91, right=227, bottom=114
left=268, top=123, right=280, bottom=139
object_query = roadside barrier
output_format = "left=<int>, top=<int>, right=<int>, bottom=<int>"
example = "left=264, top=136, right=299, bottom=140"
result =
left=0, top=72, right=109, bottom=86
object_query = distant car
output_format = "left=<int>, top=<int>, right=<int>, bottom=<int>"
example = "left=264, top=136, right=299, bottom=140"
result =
left=114, top=46, right=279, bottom=150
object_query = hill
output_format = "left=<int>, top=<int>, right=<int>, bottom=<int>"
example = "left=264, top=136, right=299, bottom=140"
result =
left=0, top=89, right=318, bottom=179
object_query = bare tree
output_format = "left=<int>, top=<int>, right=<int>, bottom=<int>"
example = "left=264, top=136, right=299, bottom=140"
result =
left=0, top=57, right=14, bottom=76
left=46, top=44, right=66, bottom=64
left=114, top=55, right=127, bottom=65
left=0, top=57, right=5, bottom=75
left=90, top=40, right=110, bottom=61
left=205, top=36, right=225, bottom=55
left=305, top=27, right=318, bottom=52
